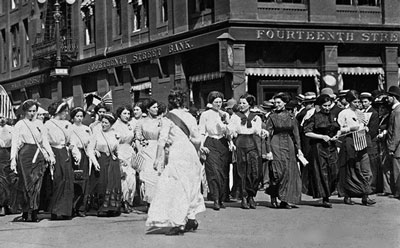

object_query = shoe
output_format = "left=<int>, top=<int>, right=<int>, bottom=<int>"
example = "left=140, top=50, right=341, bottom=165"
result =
left=76, top=211, right=86, bottom=217
left=362, top=197, right=376, bottom=206
left=219, top=201, right=226, bottom=209
left=184, top=219, right=199, bottom=232
left=248, top=197, right=256, bottom=209
left=322, top=201, right=332, bottom=208
left=241, top=197, right=250, bottom=209
left=344, top=197, right=354, bottom=205
left=271, top=197, right=278, bottom=208
left=213, top=201, right=220, bottom=211
left=279, top=202, right=292, bottom=209
left=31, top=210, right=39, bottom=222
left=22, top=212, right=29, bottom=222
left=165, top=226, right=185, bottom=236
left=50, top=214, right=58, bottom=220
left=61, top=215, right=72, bottom=220
left=0, top=207, right=5, bottom=216
left=377, top=192, right=391, bottom=197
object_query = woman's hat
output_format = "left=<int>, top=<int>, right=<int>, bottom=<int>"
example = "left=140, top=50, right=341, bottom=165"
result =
left=387, top=86, right=400, bottom=98
left=320, top=87, right=336, bottom=99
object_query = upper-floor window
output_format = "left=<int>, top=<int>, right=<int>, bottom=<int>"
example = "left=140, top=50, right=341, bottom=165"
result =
left=259, top=0, right=304, bottom=3
left=0, top=1, right=4, bottom=14
left=0, top=29, right=7, bottom=73
left=10, top=24, right=20, bottom=68
left=193, top=0, right=214, bottom=13
left=10, top=0, right=18, bottom=10
left=160, top=0, right=168, bottom=23
left=336, top=0, right=380, bottom=6
left=113, top=0, right=122, bottom=37
left=81, top=3, right=95, bottom=45
left=23, top=19, right=30, bottom=64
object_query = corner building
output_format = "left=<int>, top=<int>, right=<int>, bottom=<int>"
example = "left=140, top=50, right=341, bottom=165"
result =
left=1, top=0, right=399, bottom=108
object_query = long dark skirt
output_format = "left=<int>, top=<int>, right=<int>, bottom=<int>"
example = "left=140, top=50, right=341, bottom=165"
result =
left=302, top=142, right=338, bottom=198
left=337, top=136, right=372, bottom=198
left=204, top=137, right=229, bottom=202
left=49, top=147, right=74, bottom=217
left=236, top=135, right=260, bottom=198
left=0, top=148, right=11, bottom=207
left=266, top=133, right=302, bottom=204
left=17, top=144, right=46, bottom=212
left=87, top=152, right=121, bottom=214
left=73, top=149, right=90, bottom=213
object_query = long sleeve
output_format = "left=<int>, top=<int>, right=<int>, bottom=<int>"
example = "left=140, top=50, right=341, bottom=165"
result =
left=158, top=118, right=172, bottom=147
left=368, top=110, right=379, bottom=140
left=87, top=135, right=98, bottom=164
left=41, top=125, right=55, bottom=159
left=292, top=118, right=301, bottom=150
left=10, top=122, right=22, bottom=161
left=387, top=110, right=400, bottom=153
left=265, top=116, right=273, bottom=153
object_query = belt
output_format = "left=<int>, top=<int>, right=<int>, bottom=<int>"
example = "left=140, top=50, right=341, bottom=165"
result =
left=51, top=144, right=67, bottom=149
left=207, top=135, right=225, bottom=140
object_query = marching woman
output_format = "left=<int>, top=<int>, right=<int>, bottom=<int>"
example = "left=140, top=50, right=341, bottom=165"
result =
left=135, top=99, right=162, bottom=205
left=112, top=105, right=136, bottom=213
left=89, top=103, right=110, bottom=134
left=10, top=100, right=55, bottom=222
left=337, top=90, right=376, bottom=206
left=265, top=92, right=302, bottom=209
left=70, top=107, right=92, bottom=217
left=87, top=113, right=122, bottom=217
left=198, top=91, right=230, bottom=211
left=146, top=88, right=205, bottom=236
left=228, top=93, right=265, bottom=210
left=129, top=101, right=144, bottom=128
left=303, top=94, right=340, bottom=208
left=0, top=117, right=13, bottom=216
left=45, top=101, right=76, bottom=220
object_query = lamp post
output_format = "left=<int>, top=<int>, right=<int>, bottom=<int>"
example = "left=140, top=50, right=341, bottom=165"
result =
left=37, top=0, right=76, bottom=99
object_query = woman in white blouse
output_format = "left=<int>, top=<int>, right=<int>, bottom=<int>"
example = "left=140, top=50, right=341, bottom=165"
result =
left=45, top=101, right=77, bottom=220
left=70, top=107, right=92, bottom=217
left=199, top=91, right=230, bottom=211
left=0, top=117, right=13, bottom=217
left=87, top=113, right=122, bottom=217
left=10, top=100, right=55, bottom=222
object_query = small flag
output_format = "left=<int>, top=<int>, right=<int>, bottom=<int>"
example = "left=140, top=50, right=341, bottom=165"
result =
left=0, top=85, right=16, bottom=119
left=101, top=90, right=113, bottom=106
left=352, top=129, right=367, bottom=151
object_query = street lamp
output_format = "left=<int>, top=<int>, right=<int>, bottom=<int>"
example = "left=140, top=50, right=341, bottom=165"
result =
left=37, top=0, right=76, bottom=99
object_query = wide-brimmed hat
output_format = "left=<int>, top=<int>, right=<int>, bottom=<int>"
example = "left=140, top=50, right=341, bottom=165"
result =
left=303, top=92, right=317, bottom=103
left=320, top=87, right=336, bottom=99
left=296, top=94, right=305, bottom=102
left=225, top=98, right=237, bottom=109
left=387, top=86, right=400, bottom=98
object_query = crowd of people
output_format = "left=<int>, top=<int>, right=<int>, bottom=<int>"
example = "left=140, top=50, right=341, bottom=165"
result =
left=1, top=84, right=400, bottom=236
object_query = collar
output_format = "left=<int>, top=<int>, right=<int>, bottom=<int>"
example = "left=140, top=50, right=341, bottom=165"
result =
left=364, top=106, right=372, bottom=112
left=392, top=102, right=400, bottom=110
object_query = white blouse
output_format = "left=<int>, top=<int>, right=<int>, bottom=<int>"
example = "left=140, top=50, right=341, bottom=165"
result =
left=87, top=129, right=119, bottom=162
left=113, top=119, right=135, bottom=145
left=228, top=112, right=262, bottom=137
left=0, top=125, right=13, bottom=148
left=70, top=124, right=92, bottom=149
left=337, top=108, right=365, bottom=133
left=44, top=119, right=73, bottom=147
left=198, top=109, right=228, bottom=142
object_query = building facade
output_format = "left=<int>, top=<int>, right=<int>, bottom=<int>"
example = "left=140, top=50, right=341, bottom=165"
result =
left=0, top=0, right=399, bottom=108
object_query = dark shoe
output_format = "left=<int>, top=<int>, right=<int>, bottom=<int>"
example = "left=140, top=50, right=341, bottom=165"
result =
left=377, top=192, right=391, bottom=197
left=76, top=211, right=86, bottom=217
left=322, top=201, right=332, bottom=208
left=22, top=212, right=29, bottom=222
left=279, top=202, right=292, bottom=209
left=0, top=207, right=5, bottom=216
left=241, top=198, right=250, bottom=209
left=31, top=210, right=39, bottom=222
left=362, top=197, right=376, bottom=206
left=219, top=201, right=226, bottom=209
left=344, top=197, right=354, bottom=205
left=270, top=197, right=278, bottom=208
left=61, top=215, right=72, bottom=220
left=50, top=214, right=58, bottom=220
left=165, top=226, right=185, bottom=236
left=248, top=197, right=256, bottom=209
left=184, top=219, right=199, bottom=232
left=213, top=201, right=220, bottom=211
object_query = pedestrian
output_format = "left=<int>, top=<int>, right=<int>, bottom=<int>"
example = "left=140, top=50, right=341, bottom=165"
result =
left=10, top=100, right=55, bottom=222
left=386, top=86, right=400, bottom=198
left=146, top=88, right=205, bottom=236
left=337, top=90, right=376, bottom=206
left=89, top=103, right=109, bottom=133
left=199, top=91, right=230, bottom=211
left=87, top=113, right=122, bottom=217
left=265, top=92, right=303, bottom=209
left=0, top=117, right=13, bottom=216
left=70, top=107, right=92, bottom=217
left=45, top=101, right=76, bottom=220
left=229, top=93, right=265, bottom=209
left=303, top=94, right=340, bottom=208
left=113, top=105, right=136, bottom=213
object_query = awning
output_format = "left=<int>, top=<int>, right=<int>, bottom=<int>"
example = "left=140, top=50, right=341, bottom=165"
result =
left=81, top=0, right=95, bottom=7
left=188, top=72, right=225, bottom=83
left=131, top=82, right=151, bottom=91
left=338, top=67, right=384, bottom=75
left=245, top=68, right=320, bottom=77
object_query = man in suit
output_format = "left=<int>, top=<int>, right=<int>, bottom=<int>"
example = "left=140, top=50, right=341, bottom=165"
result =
left=386, top=86, right=400, bottom=198
left=361, top=92, right=380, bottom=193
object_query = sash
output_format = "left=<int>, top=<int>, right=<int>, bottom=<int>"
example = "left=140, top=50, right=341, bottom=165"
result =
left=165, top=112, right=190, bottom=139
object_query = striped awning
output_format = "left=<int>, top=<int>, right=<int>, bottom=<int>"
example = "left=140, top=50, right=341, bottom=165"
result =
left=81, top=0, right=95, bottom=7
left=188, top=72, right=225, bottom=83
left=245, top=68, right=320, bottom=77
left=131, top=82, right=151, bottom=91
left=338, top=67, right=384, bottom=75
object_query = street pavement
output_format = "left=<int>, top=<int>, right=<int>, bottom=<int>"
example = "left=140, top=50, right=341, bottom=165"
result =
left=0, top=193, right=399, bottom=248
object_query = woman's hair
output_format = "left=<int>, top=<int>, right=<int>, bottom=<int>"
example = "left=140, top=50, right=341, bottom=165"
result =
left=48, top=100, right=68, bottom=116
left=22, top=99, right=39, bottom=113
left=316, top=94, right=332, bottom=106
left=94, top=103, right=110, bottom=114
left=207, top=91, right=224, bottom=104
left=115, top=105, right=133, bottom=119
left=168, top=87, right=186, bottom=109
left=273, top=92, right=291, bottom=103
left=345, top=90, right=359, bottom=103
left=239, top=93, right=256, bottom=107
left=142, top=98, right=158, bottom=114
left=100, top=112, right=116, bottom=125
left=157, top=102, right=167, bottom=116
left=70, top=107, right=86, bottom=120
left=133, top=101, right=144, bottom=113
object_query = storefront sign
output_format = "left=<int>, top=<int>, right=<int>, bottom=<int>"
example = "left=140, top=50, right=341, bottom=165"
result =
left=230, top=27, right=400, bottom=44
left=2, top=74, right=48, bottom=92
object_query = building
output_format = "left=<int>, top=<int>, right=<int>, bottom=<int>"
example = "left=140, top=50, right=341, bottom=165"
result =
left=1, top=0, right=399, bottom=109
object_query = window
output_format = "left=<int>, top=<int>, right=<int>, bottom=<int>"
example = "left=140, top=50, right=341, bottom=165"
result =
left=0, top=29, right=7, bottom=72
left=10, top=0, right=18, bottom=10
left=160, top=0, right=168, bottom=23
left=336, top=0, right=380, bottom=5
left=81, top=4, right=95, bottom=45
left=10, top=24, right=20, bottom=68
left=23, top=19, right=30, bottom=64
left=113, top=0, right=122, bottom=37
left=193, top=0, right=214, bottom=13
left=131, top=0, right=149, bottom=31
left=0, top=1, right=4, bottom=14
left=258, top=0, right=304, bottom=3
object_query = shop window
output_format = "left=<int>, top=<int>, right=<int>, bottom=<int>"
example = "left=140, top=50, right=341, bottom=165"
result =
left=0, top=29, right=6, bottom=73
left=159, top=0, right=168, bottom=24
left=10, top=24, right=20, bottom=69
left=112, top=0, right=122, bottom=37
left=193, top=0, right=214, bottom=13
left=258, top=0, right=304, bottom=3
left=81, top=3, right=95, bottom=45
left=336, top=0, right=380, bottom=5
left=23, top=19, right=30, bottom=64
left=10, top=0, right=18, bottom=10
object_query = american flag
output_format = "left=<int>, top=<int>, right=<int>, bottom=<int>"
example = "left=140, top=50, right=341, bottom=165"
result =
left=101, top=90, right=113, bottom=106
left=0, top=85, right=16, bottom=119
left=352, top=129, right=367, bottom=151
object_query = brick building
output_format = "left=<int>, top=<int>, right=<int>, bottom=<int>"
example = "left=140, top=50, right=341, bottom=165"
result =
left=0, top=0, right=399, bottom=108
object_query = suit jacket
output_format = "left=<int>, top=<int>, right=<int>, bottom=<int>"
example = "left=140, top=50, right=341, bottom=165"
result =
left=366, top=106, right=379, bottom=142
left=387, top=104, right=400, bottom=157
